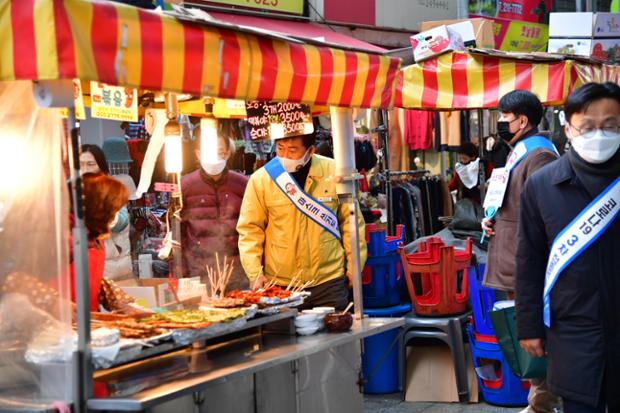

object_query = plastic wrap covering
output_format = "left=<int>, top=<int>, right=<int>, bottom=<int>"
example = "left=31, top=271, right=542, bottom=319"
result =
left=0, top=81, right=72, bottom=410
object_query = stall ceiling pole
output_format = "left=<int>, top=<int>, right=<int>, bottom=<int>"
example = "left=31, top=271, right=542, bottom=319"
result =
left=33, top=80, right=92, bottom=413
left=477, top=108, right=486, bottom=202
left=376, top=110, right=393, bottom=235
left=330, top=106, right=364, bottom=320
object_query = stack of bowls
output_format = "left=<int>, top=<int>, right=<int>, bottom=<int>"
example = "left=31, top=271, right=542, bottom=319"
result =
left=295, top=313, right=321, bottom=335
left=300, top=307, right=336, bottom=331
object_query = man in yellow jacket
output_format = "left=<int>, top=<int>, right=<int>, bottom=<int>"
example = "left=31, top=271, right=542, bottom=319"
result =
left=237, top=133, right=366, bottom=310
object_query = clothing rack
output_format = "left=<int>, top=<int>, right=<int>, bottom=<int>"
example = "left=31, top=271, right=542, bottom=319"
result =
left=388, top=170, right=429, bottom=177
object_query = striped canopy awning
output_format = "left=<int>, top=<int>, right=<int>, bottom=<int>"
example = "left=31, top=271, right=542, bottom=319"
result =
left=0, top=0, right=401, bottom=109
left=394, top=51, right=578, bottom=110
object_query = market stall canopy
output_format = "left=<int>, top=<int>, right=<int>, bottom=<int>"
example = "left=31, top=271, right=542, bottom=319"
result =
left=0, top=0, right=401, bottom=109
left=394, top=50, right=579, bottom=110
left=206, top=12, right=387, bottom=54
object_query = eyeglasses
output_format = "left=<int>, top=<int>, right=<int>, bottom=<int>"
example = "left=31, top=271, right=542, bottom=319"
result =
left=568, top=122, right=620, bottom=137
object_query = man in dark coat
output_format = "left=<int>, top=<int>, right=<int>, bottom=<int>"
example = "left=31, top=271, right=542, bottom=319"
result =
left=516, top=82, right=620, bottom=412
left=481, top=90, right=560, bottom=413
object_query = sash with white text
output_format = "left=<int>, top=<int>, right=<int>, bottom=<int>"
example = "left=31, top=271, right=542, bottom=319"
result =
left=484, top=136, right=559, bottom=216
left=543, top=175, right=620, bottom=327
left=264, top=158, right=341, bottom=240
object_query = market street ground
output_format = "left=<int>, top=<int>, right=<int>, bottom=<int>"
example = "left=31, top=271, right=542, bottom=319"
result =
left=365, top=394, right=523, bottom=413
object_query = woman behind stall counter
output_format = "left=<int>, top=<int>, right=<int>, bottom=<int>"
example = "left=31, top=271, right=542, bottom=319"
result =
left=80, top=144, right=134, bottom=280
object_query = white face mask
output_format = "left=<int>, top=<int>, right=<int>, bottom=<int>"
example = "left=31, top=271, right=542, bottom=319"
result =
left=570, top=129, right=620, bottom=164
left=279, top=147, right=312, bottom=173
left=201, top=159, right=227, bottom=176
left=109, top=211, right=120, bottom=230
left=455, top=158, right=480, bottom=189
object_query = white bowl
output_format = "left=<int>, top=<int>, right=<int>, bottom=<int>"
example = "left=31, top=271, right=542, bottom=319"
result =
left=312, top=307, right=335, bottom=314
left=295, top=313, right=319, bottom=323
left=295, top=318, right=320, bottom=329
left=296, top=325, right=320, bottom=336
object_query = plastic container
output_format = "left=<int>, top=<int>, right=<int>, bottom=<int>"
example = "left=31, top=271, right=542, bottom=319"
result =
left=362, top=303, right=412, bottom=394
left=466, top=324, right=529, bottom=406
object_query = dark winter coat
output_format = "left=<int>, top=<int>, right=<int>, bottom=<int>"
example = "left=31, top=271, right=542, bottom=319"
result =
left=483, top=132, right=558, bottom=291
left=516, top=154, right=620, bottom=407
left=181, top=169, right=249, bottom=291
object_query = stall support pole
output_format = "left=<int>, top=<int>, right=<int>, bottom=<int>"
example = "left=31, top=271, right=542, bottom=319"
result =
left=69, top=110, right=93, bottom=413
left=330, top=106, right=364, bottom=321
left=376, top=110, right=393, bottom=235
left=477, top=109, right=486, bottom=202
left=32, top=80, right=92, bottom=413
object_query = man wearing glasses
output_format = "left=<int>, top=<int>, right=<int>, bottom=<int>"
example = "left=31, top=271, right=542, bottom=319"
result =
left=517, top=83, right=620, bottom=413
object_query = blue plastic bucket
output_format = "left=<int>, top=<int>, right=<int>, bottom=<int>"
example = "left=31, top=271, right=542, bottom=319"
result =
left=362, top=303, right=411, bottom=394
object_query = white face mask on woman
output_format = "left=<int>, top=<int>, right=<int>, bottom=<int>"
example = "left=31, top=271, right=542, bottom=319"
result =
left=571, top=129, right=620, bottom=164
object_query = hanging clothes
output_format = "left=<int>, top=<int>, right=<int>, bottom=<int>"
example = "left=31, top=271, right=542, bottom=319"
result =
left=404, top=110, right=434, bottom=151
left=439, top=111, right=462, bottom=148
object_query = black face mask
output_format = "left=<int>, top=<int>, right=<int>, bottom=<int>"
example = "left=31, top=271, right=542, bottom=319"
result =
left=496, top=121, right=516, bottom=142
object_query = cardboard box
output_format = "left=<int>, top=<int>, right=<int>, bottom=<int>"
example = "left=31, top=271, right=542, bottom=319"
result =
left=550, top=12, right=620, bottom=38
left=592, top=38, right=620, bottom=63
left=419, top=18, right=495, bottom=50
left=548, top=38, right=594, bottom=56
left=405, top=344, right=478, bottom=403
left=548, top=37, right=620, bottom=63
left=116, top=278, right=201, bottom=309
left=411, top=25, right=465, bottom=63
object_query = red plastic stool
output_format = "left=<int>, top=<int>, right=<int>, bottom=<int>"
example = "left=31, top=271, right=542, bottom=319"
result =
left=399, top=238, right=472, bottom=316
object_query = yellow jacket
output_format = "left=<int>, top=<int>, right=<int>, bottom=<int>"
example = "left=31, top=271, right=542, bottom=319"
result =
left=237, top=154, right=367, bottom=286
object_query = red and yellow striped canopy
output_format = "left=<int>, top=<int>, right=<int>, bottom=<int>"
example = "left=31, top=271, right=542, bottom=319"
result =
left=0, top=0, right=401, bottom=109
left=394, top=51, right=577, bottom=110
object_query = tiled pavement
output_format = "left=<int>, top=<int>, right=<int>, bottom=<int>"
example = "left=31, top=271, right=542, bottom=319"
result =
left=364, top=394, right=523, bottom=413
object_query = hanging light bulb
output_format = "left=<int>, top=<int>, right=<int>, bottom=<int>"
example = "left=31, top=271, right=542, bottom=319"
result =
left=164, top=118, right=182, bottom=174
left=270, top=122, right=285, bottom=140
left=200, top=117, right=219, bottom=165
left=164, top=93, right=182, bottom=174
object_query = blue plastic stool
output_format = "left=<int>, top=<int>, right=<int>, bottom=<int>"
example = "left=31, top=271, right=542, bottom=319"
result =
left=366, top=224, right=404, bottom=256
left=466, top=324, right=529, bottom=406
left=468, top=263, right=496, bottom=337
left=362, top=253, right=404, bottom=308
left=362, top=303, right=411, bottom=394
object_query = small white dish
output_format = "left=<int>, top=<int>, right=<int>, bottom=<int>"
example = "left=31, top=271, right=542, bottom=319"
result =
left=296, top=325, right=320, bottom=336
left=296, top=313, right=319, bottom=323
left=313, top=307, right=335, bottom=314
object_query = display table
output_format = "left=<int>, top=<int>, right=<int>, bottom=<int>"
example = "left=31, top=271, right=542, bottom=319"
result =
left=88, top=317, right=404, bottom=413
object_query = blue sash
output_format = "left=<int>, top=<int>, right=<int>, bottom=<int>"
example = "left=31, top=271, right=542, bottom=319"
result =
left=484, top=136, right=559, bottom=218
left=264, top=157, right=341, bottom=241
left=543, top=175, right=620, bottom=327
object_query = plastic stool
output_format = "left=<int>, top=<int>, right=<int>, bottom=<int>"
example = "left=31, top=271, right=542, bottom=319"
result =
left=362, top=253, right=403, bottom=308
left=399, top=238, right=471, bottom=316
left=401, top=311, right=472, bottom=403
left=466, top=324, right=529, bottom=406
left=468, top=261, right=497, bottom=338
left=362, top=303, right=411, bottom=394
left=366, top=224, right=405, bottom=256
